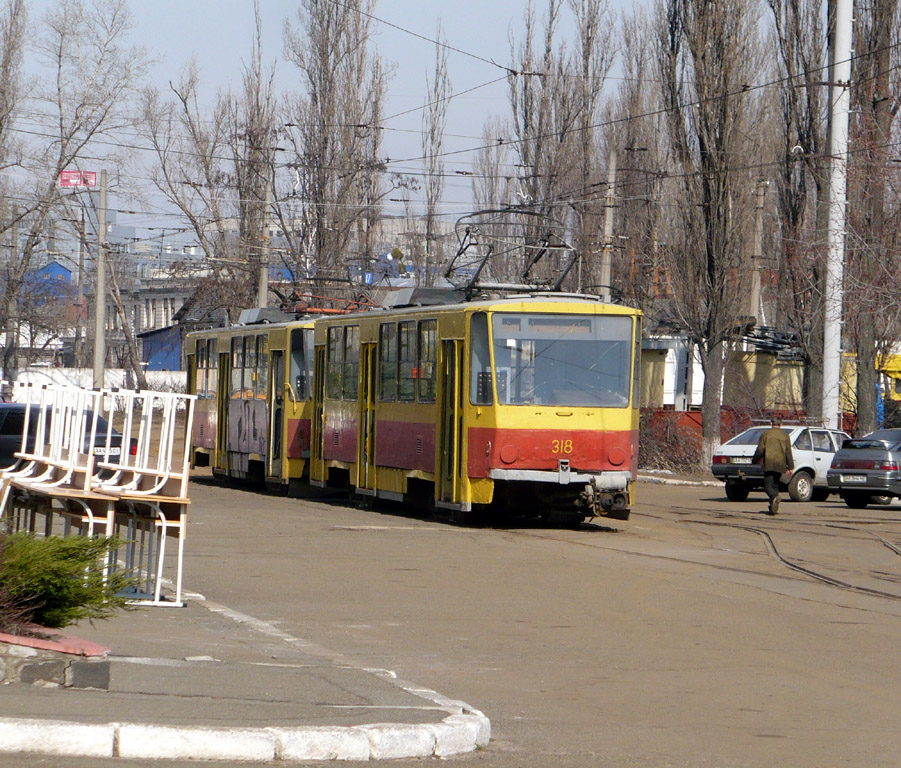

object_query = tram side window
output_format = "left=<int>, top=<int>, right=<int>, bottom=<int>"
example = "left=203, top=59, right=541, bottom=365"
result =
left=326, top=326, right=343, bottom=399
left=290, top=329, right=306, bottom=399
left=304, top=329, right=314, bottom=395
left=378, top=323, right=397, bottom=401
left=244, top=336, right=256, bottom=399
left=342, top=325, right=360, bottom=400
left=195, top=339, right=207, bottom=398
left=207, top=339, right=218, bottom=400
left=231, top=338, right=243, bottom=399
left=256, top=336, right=268, bottom=399
left=470, top=312, right=493, bottom=405
left=398, top=321, right=416, bottom=402
left=418, top=320, right=437, bottom=403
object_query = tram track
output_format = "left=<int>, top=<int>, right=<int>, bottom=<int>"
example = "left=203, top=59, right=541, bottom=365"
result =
left=637, top=501, right=901, bottom=602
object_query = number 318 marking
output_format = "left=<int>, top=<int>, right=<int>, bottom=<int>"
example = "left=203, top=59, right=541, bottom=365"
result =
left=552, top=439, right=573, bottom=454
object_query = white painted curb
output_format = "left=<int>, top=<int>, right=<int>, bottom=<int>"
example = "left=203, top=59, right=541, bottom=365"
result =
left=638, top=472, right=720, bottom=487
left=0, top=705, right=490, bottom=762
left=0, top=718, right=116, bottom=758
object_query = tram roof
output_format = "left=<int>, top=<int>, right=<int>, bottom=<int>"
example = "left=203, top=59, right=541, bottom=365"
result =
left=186, top=292, right=640, bottom=339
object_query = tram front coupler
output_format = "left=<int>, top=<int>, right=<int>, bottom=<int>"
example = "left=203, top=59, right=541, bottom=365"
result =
left=576, top=476, right=629, bottom=520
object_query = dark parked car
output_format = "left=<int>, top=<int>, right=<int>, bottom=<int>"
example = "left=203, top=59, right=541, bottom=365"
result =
left=0, top=402, right=128, bottom=471
left=827, top=428, right=901, bottom=508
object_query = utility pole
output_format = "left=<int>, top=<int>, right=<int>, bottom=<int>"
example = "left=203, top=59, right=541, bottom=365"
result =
left=258, top=179, right=271, bottom=308
left=822, top=0, right=853, bottom=430
left=600, top=148, right=617, bottom=303
left=749, top=179, right=769, bottom=325
left=74, top=209, right=86, bottom=367
left=92, top=169, right=107, bottom=390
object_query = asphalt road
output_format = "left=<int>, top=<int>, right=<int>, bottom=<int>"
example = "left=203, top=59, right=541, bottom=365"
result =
left=15, top=477, right=901, bottom=767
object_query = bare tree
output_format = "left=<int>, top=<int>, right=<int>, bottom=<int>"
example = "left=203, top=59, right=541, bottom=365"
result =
left=567, top=0, right=615, bottom=293
left=767, top=0, right=829, bottom=421
left=507, top=0, right=580, bottom=283
left=845, top=0, right=901, bottom=432
left=281, top=0, right=389, bottom=294
left=420, top=25, right=452, bottom=286
left=0, top=0, right=26, bottom=180
left=605, top=6, right=668, bottom=315
left=1, top=0, right=147, bottom=382
left=142, top=67, right=255, bottom=324
left=655, top=0, right=766, bottom=464
left=142, top=3, right=277, bottom=324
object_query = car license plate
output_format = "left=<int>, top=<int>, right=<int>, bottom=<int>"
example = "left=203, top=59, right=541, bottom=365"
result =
left=93, top=446, right=120, bottom=456
left=733, top=456, right=752, bottom=464
left=842, top=474, right=866, bottom=483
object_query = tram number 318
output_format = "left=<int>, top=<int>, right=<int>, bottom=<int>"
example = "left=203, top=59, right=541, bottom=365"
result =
left=552, top=439, right=573, bottom=455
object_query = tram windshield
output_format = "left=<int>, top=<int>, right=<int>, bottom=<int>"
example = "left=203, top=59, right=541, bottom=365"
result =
left=490, top=313, right=633, bottom=407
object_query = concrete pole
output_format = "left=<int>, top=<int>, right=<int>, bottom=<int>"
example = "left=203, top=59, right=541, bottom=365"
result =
left=749, top=179, right=769, bottom=325
left=92, top=169, right=107, bottom=390
left=599, top=148, right=617, bottom=302
left=822, top=0, right=853, bottom=430
left=258, top=180, right=271, bottom=308
left=74, top=209, right=86, bottom=367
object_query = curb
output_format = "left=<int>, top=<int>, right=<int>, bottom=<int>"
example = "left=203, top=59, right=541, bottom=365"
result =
left=0, top=708, right=490, bottom=763
left=0, top=660, right=490, bottom=763
left=638, top=473, right=720, bottom=488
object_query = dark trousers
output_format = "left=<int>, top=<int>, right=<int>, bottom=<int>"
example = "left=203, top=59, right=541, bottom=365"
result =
left=763, top=471, right=781, bottom=501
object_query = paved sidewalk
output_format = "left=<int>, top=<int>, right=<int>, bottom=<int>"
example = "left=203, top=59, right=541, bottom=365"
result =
left=0, top=592, right=489, bottom=762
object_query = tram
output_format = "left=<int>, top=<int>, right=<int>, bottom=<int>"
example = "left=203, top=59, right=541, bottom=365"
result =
left=186, top=318, right=315, bottom=492
left=186, top=293, right=641, bottom=523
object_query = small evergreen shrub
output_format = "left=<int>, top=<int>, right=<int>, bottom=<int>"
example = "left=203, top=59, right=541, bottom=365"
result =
left=0, top=532, right=135, bottom=632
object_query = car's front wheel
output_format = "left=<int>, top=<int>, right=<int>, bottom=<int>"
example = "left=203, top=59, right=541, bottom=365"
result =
left=788, top=471, right=814, bottom=502
left=725, top=479, right=750, bottom=502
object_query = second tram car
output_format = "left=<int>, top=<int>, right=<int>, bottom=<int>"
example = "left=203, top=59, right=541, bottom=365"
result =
left=187, top=293, right=641, bottom=523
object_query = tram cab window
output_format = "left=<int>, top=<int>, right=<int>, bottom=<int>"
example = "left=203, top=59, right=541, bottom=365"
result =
left=378, top=323, right=397, bottom=401
left=490, top=313, right=633, bottom=407
left=290, top=329, right=306, bottom=400
left=418, top=320, right=437, bottom=403
left=470, top=312, right=493, bottom=405
left=398, top=321, right=416, bottom=402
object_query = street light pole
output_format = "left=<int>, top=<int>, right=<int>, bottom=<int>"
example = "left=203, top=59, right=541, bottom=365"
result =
left=92, top=169, right=107, bottom=390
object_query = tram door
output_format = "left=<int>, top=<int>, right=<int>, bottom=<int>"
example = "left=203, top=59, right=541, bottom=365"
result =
left=439, top=340, right=462, bottom=504
left=268, top=350, right=284, bottom=480
left=310, top=346, right=326, bottom=484
left=357, top=343, right=377, bottom=492
left=216, top=351, right=231, bottom=470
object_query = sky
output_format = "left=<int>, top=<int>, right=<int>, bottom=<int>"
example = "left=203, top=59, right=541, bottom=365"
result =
left=124, top=0, right=634, bottom=215
left=29, top=0, right=634, bottom=245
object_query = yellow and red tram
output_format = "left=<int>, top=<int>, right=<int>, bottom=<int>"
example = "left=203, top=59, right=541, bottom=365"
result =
left=187, top=293, right=641, bottom=523
left=186, top=319, right=315, bottom=492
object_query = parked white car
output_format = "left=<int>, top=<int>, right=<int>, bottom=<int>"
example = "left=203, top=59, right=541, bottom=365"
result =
left=712, top=425, right=851, bottom=502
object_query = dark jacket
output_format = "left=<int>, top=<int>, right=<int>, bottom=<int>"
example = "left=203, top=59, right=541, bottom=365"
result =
left=753, top=427, right=794, bottom=474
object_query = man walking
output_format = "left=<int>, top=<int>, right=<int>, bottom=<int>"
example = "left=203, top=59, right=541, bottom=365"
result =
left=753, top=416, right=794, bottom=515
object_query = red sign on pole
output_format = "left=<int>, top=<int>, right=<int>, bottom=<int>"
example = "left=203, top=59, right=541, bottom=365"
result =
left=59, top=170, right=97, bottom=188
